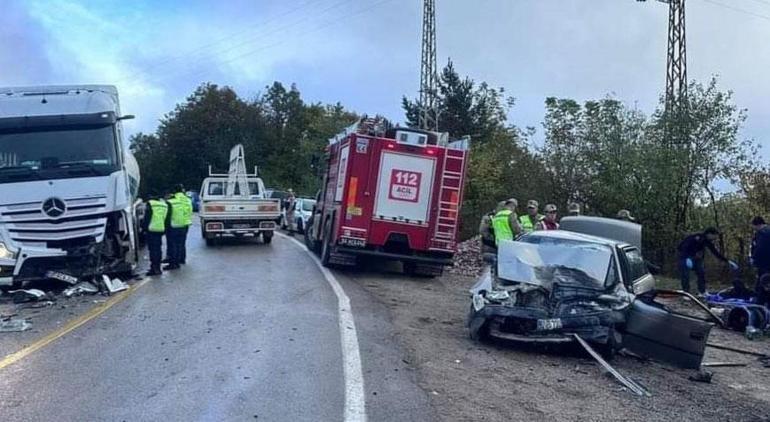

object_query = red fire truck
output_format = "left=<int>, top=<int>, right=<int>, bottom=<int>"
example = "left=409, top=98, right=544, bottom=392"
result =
left=304, top=118, right=469, bottom=276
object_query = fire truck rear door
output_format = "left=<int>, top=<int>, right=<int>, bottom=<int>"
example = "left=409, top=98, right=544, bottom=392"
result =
left=373, top=151, right=436, bottom=225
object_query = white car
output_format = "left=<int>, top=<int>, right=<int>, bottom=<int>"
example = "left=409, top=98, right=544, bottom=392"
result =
left=281, top=198, right=316, bottom=233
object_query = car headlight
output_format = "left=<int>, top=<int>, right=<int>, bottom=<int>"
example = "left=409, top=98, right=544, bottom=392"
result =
left=0, top=242, right=16, bottom=260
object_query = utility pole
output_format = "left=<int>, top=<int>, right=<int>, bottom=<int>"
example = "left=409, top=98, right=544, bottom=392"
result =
left=664, top=0, right=687, bottom=115
left=639, top=0, right=687, bottom=114
left=419, top=0, right=438, bottom=131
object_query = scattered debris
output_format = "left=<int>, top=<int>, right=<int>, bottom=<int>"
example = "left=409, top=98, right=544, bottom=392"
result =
left=449, top=236, right=484, bottom=277
left=572, top=334, right=651, bottom=397
left=688, top=370, right=713, bottom=383
left=27, top=301, right=55, bottom=309
left=701, top=362, right=748, bottom=368
left=8, top=289, right=47, bottom=304
left=100, top=275, right=129, bottom=295
left=63, top=281, right=100, bottom=298
left=745, top=326, right=763, bottom=340
left=0, top=318, right=31, bottom=332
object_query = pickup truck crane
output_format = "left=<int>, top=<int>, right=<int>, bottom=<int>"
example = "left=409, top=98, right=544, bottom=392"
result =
left=198, top=145, right=281, bottom=246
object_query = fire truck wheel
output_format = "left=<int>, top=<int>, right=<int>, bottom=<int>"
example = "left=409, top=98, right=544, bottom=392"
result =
left=321, top=220, right=333, bottom=267
left=304, top=224, right=319, bottom=253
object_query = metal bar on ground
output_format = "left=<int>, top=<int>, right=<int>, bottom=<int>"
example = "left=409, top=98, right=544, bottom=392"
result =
left=706, top=342, right=770, bottom=358
left=571, top=334, right=652, bottom=397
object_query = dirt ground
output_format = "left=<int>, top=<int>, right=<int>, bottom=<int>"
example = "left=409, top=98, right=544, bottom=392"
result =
left=348, top=269, right=770, bottom=422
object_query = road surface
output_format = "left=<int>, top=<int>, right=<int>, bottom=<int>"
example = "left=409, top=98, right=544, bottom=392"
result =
left=0, top=226, right=433, bottom=421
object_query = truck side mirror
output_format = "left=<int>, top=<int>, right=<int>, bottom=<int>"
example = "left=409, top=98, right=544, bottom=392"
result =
left=117, top=115, right=135, bottom=121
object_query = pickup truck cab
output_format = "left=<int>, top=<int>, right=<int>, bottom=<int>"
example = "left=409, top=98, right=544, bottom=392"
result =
left=198, top=145, right=281, bottom=246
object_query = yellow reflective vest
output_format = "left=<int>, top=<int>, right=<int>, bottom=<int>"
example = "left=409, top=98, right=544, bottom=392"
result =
left=148, top=199, right=168, bottom=233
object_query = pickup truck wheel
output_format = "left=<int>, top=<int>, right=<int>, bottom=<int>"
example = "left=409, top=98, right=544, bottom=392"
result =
left=205, top=237, right=216, bottom=247
left=262, top=231, right=273, bottom=244
left=320, top=220, right=333, bottom=267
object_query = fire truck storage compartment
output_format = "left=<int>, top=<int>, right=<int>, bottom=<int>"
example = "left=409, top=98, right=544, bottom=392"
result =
left=373, top=151, right=436, bottom=225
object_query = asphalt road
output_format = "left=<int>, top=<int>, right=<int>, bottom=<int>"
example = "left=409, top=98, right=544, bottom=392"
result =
left=0, top=227, right=432, bottom=422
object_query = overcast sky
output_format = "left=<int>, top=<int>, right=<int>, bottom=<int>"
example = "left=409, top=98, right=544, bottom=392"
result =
left=3, top=0, right=769, bottom=159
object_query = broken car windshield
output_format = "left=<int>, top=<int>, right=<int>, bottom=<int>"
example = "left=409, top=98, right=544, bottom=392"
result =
left=497, top=239, right=614, bottom=290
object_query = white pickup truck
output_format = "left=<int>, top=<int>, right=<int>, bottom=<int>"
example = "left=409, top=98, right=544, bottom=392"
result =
left=198, top=145, right=281, bottom=246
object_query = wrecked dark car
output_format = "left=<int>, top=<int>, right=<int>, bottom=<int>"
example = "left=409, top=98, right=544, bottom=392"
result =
left=468, top=231, right=638, bottom=354
left=469, top=220, right=714, bottom=367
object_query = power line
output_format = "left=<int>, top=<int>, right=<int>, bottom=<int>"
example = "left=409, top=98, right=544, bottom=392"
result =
left=699, top=0, right=770, bottom=21
left=125, top=0, right=394, bottom=88
left=121, top=0, right=345, bottom=84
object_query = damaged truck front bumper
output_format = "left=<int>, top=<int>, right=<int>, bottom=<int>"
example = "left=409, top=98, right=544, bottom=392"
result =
left=468, top=302, right=625, bottom=346
left=1, top=242, right=123, bottom=287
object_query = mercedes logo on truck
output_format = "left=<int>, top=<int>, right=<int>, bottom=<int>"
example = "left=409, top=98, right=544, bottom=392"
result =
left=42, top=197, right=67, bottom=218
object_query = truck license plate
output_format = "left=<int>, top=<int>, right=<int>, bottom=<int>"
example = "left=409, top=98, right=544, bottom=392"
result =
left=340, top=237, right=366, bottom=248
left=232, top=223, right=251, bottom=229
left=537, top=318, right=563, bottom=331
left=46, top=271, right=78, bottom=285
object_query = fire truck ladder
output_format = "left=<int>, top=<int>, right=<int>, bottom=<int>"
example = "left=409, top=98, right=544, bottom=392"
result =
left=432, top=148, right=466, bottom=244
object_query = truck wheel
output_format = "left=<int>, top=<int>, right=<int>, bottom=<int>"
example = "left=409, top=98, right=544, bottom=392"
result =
left=403, top=262, right=417, bottom=276
left=320, top=220, right=333, bottom=267
left=304, top=223, right=319, bottom=254
left=262, top=231, right=273, bottom=244
left=205, top=237, right=216, bottom=247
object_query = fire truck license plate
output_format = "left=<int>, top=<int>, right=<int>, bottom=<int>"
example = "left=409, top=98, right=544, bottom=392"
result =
left=389, top=169, right=421, bottom=202
left=339, top=237, right=366, bottom=248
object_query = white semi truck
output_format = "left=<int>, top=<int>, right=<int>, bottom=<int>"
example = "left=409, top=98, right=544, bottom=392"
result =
left=0, top=85, right=140, bottom=287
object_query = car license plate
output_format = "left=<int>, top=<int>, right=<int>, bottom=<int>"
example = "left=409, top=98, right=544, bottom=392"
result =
left=232, top=223, right=251, bottom=229
left=340, top=237, right=366, bottom=248
left=537, top=318, right=563, bottom=331
left=46, top=270, right=78, bottom=284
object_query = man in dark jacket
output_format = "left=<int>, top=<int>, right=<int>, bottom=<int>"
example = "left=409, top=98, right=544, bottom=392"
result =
left=750, top=216, right=770, bottom=305
left=678, top=227, right=737, bottom=297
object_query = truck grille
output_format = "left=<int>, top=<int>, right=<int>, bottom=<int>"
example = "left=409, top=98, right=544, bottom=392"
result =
left=0, top=196, right=108, bottom=248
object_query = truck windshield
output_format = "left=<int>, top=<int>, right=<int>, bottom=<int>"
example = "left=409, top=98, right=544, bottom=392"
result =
left=0, top=124, right=119, bottom=184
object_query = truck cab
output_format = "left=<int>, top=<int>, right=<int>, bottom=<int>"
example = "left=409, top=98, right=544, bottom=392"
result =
left=0, top=85, right=139, bottom=287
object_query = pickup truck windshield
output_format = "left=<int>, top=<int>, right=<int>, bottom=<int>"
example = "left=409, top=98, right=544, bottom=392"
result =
left=0, top=124, right=119, bottom=184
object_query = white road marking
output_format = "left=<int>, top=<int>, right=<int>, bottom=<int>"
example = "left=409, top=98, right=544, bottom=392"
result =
left=277, top=232, right=367, bottom=422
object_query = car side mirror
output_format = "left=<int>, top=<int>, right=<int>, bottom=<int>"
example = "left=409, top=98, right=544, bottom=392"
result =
left=482, top=253, right=497, bottom=265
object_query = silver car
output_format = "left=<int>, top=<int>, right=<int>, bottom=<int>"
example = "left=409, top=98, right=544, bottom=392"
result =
left=468, top=217, right=715, bottom=368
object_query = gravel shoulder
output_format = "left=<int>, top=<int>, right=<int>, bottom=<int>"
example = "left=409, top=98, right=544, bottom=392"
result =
left=346, top=265, right=770, bottom=422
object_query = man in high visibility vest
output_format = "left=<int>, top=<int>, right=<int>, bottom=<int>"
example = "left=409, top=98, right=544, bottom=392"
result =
left=519, top=200, right=543, bottom=234
left=479, top=201, right=506, bottom=254
left=143, top=193, right=169, bottom=276
left=492, top=198, right=522, bottom=245
left=165, top=185, right=193, bottom=270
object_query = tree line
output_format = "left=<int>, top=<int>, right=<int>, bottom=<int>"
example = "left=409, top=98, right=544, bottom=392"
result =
left=131, top=64, right=768, bottom=274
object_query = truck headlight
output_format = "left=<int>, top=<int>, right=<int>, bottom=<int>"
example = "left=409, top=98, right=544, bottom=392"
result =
left=0, top=242, right=16, bottom=260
